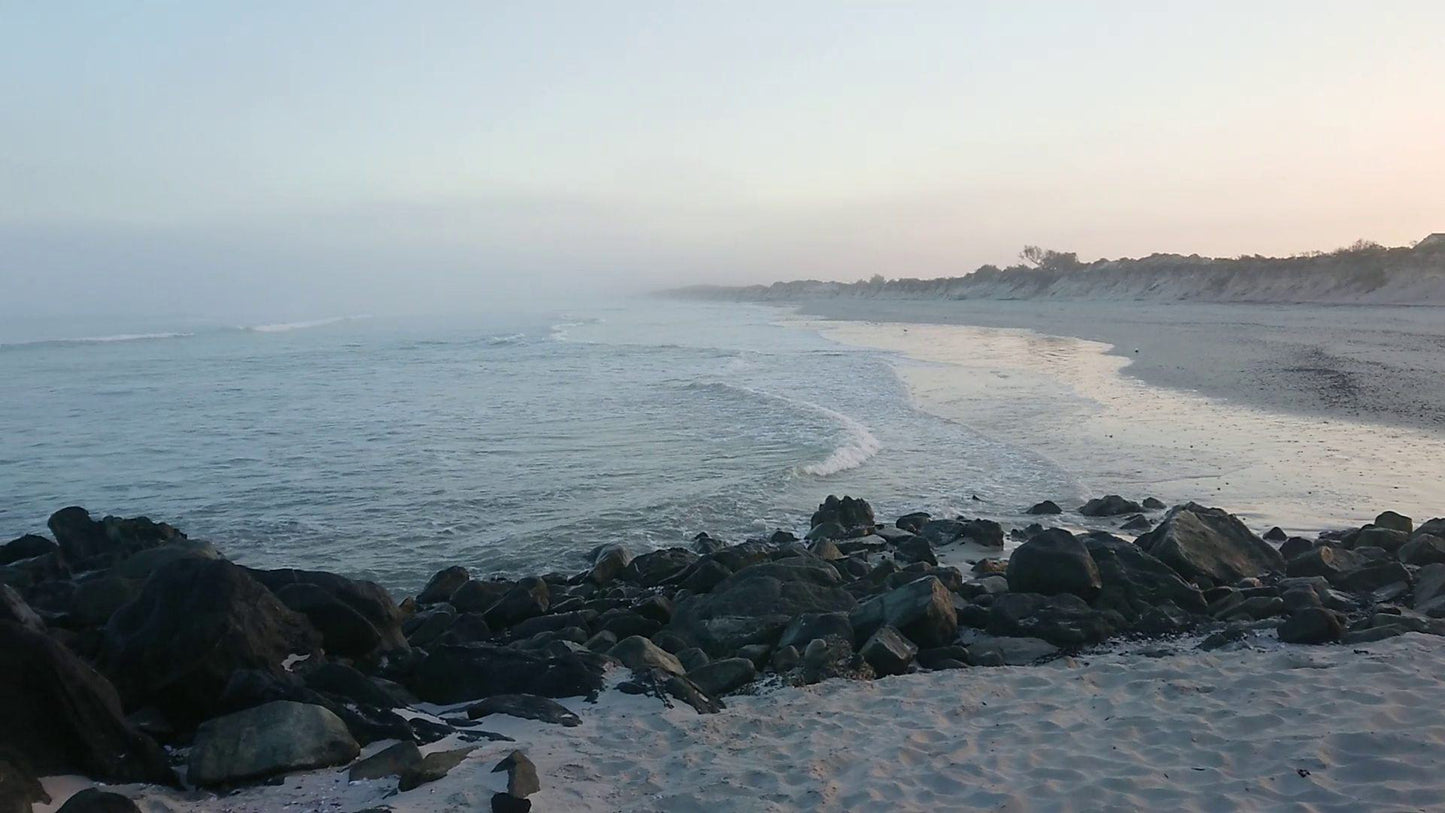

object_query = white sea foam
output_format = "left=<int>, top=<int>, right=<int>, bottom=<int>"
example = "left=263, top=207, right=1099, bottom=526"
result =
left=245, top=315, right=371, bottom=333
left=687, top=380, right=882, bottom=477
left=485, top=333, right=525, bottom=346
left=797, top=401, right=883, bottom=477
left=0, top=331, right=195, bottom=349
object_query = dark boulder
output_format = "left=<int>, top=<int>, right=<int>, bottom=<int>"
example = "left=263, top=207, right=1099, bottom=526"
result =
left=859, top=625, right=917, bottom=676
left=493, top=750, right=541, bottom=798
left=398, top=746, right=476, bottom=791
left=0, top=621, right=175, bottom=785
left=1286, top=545, right=1350, bottom=580
left=303, top=662, right=400, bottom=710
left=1277, top=608, right=1344, bottom=644
left=586, top=545, right=631, bottom=586
left=621, top=548, right=698, bottom=587
left=54, top=789, right=140, bottom=813
left=482, top=578, right=550, bottom=630
left=1279, top=536, right=1315, bottom=561
left=450, top=579, right=512, bottom=613
left=417, top=566, right=470, bottom=605
left=895, top=536, right=937, bottom=565
left=896, top=512, right=931, bottom=533
left=408, top=644, right=605, bottom=704
left=916, top=519, right=966, bottom=546
left=1374, top=511, right=1413, bottom=534
left=0, top=535, right=55, bottom=566
left=810, top=496, right=875, bottom=534
left=1137, top=503, right=1285, bottom=585
left=47, top=509, right=182, bottom=567
left=987, top=593, right=1113, bottom=647
left=247, top=568, right=409, bottom=662
left=1352, top=527, right=1408, bottom=554
left=800, top=636, right=872, bottom=684
left=1079, top=496, right=1143, bottom=517
left=686, top=658, right=757, bottom=697
left=1337, top=561, right=1411, bottom=595
left=1263, top=527, right=1288, bottom=542
left=610, top=635, right=685, bottom=676
left=1084, top=535, right=1206, bottom=622
left=1025, top=500, right=1062, bottom=516
left=850, top=576, right=957, bottom=649
left=187, top=701, right=358, bottom=787
left=669, top=556, right=856, bottom=656
left=777, top=612, right=853, bottom=651
left=960, top=519, right=1005, bottom=548
left=98, top=558, right=320, bottom=727
left=1007, top=529, right=1101, bottom=600
left=1399, top=534, right=1445, bottom=567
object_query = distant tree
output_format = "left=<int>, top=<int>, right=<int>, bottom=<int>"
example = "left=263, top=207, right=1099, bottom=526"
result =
left=1019, top=246, right=1081, bottom=272
left=868, top=274, right=886, bottom=285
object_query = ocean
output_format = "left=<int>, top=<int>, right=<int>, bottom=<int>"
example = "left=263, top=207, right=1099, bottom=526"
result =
left=0, top=298, right=1081, bottom=595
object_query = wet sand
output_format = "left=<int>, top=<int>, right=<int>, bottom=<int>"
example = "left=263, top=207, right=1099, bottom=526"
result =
left=800, top=299, right=1445, bottom=435
left=784, top=300, right=1445, bottom=532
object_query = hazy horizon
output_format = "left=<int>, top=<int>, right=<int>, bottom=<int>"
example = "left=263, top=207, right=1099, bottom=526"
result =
left=4, top=1, right=1444, bottom=322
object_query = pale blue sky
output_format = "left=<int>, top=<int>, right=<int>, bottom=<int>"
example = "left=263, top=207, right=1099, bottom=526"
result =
left=3, top=2, right=1443, bottom=318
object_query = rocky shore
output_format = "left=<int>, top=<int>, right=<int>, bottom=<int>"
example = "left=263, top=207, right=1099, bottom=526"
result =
left=4, top=496, right=1445, bottom=811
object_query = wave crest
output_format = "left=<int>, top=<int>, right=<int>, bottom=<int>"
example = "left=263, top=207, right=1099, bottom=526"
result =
left=0, top=332, right=195, bottom=350
left=683, top=381, right=881, bottom=478
left=245, top=315, right=371, bottom=333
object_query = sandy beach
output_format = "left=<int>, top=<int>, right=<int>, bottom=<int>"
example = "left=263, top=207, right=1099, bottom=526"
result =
left=39, top=634, right=1445, bottom=812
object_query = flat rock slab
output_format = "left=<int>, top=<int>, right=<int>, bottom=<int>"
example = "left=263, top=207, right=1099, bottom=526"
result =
left=466, top=694, right=582, bottom=727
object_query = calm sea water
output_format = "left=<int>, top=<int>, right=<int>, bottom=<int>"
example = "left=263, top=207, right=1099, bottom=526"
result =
left=0, top=299, right=1080, bottom=595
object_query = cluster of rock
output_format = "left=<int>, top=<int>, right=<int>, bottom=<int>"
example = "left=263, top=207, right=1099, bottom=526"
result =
left=3, top=496, right=1443, bottom=810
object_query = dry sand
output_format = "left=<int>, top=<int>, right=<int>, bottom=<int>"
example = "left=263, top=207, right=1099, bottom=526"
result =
left=40, top=634, right=1445, bottom=812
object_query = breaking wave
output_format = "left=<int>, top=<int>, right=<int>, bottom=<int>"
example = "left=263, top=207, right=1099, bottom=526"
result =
left=245, top=315, right=371, bottom=333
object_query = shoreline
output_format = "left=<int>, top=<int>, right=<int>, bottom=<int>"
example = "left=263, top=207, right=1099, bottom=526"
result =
left=789, top=298, right=1445, bottom=437
left=777, top=299, right=1445, bottom=532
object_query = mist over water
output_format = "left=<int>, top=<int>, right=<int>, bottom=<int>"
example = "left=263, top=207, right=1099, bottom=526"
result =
left=0, top=298, right=1079, bottom=594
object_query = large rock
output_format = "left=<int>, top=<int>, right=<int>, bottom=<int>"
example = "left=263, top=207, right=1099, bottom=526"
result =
left=776, top=612, right=853, bottom=651
left=54, top=789, right=141, bottom=813
left=0, top=621, right=175, bottom=785
left=98, top=558, right=320, bottom=726
left=1079, top=496, right=1142, bottom=517
left=1400, top=534, right=1445, bottom=566
left=417, top=566, right=469, bottom=605
left=586, top=545, right=631, bottom=585
left=1007, top=529, right=1101, bottom=600
left=1374, top=511, right=1413, bottom=534
left=188, top=701, right=359, bottom=787
left=1277, top=608, right=1344, bottom=644
left=247, top=568, right=409, bottom=662
left=621, top=549, right=698, bottom=587
left=0, top=535, right=56, bottom=566
left=669, top=556, right=856, bottom=656
left=1084, top=535, right=1207, bottom=621
left=610, top=636, right=685, bottom=676
left=686, top=658, right=757, bottom=697
left=850, top=576, right=957, bottom=649
left=1137, top=503, right=1285, bottom=585
left=859, top=626, right=917, bottom=676
left=810, top=496, right=875, bottom=534
left=1415, top=564, right=1445, bottom=614
left=46, top=509, right=183, bottom=567
left=1025, top=501, right=1062, bottom=516
left=408, top=644, right=605, bottom=704
left=987, top=593, right=1113, bottom=647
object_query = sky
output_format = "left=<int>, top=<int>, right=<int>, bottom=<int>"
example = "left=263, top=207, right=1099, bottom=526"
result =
left=3, top=1, right=1444, bottom=320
